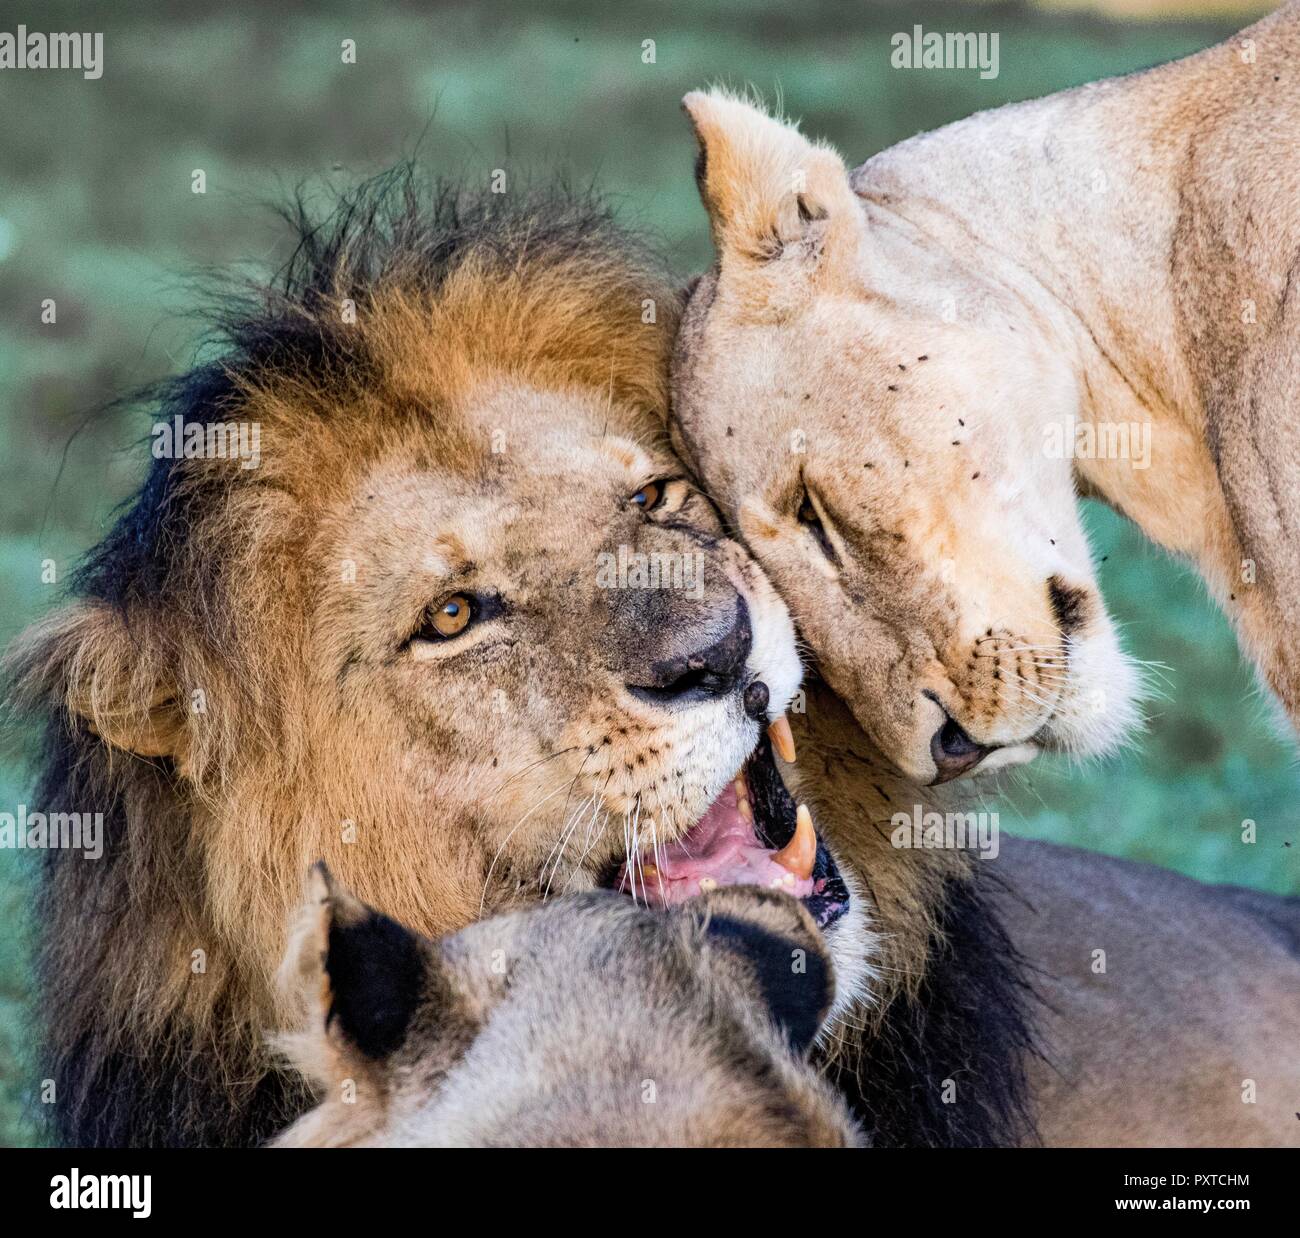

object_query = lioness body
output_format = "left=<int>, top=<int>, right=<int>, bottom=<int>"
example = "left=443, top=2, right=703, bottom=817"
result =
left=790, top=691, right=1300, bottom=1148
left=854, top=2, right=1300, bottom=722
left=993, top=839, right=1300, bottom=1147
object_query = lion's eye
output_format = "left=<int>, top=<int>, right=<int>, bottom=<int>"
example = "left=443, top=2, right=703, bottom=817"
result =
left=797, top=493, right=819, bottom=525
left=408, top=593, right=506, bottom=653
left=630, top=481, right=664, bottom=511
left=428, top=594, right=473, bottom=639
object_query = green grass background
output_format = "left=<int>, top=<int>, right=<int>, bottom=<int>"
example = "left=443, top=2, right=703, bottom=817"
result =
left=1, top=0, right=1293, bottom=1145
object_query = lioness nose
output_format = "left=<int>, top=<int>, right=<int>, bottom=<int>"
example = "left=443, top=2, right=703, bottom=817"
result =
left=930, top=715, right=994, bottom=783
left=627, top=600, right=752, bottom=705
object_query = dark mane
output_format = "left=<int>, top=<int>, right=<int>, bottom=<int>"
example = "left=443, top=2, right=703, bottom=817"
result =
left=824, top=870, right=1040, bottom=1147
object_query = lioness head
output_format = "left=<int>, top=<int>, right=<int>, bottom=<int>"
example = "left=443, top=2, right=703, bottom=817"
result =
left=8, top=177, right=866, bottom=1099
left=670, top=92, right=1141, bottom=785
left=273, top=865, right=861, bottom=1147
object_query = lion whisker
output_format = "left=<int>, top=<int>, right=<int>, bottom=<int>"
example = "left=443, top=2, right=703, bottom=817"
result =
left=540, top=792, right=595, bottom=901
left=479, top=777, right=579, bottom=916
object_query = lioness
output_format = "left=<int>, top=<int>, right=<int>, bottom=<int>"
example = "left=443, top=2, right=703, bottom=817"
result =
left=671, top=3, right=1300, bottom=784
left=273, top=865, right=861, bottom=1147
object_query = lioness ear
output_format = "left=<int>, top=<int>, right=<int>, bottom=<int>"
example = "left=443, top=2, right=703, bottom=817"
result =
left=5, top=602, right=190, bottom=764
left=279, top=863, right=431, bottom=1080
left=682, top=89, right=860, bottom=268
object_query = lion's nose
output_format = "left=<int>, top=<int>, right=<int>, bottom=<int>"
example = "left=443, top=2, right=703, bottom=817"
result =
left=930, top=715, right=994, bottom=783
left=626, top=600, right=752, bottom=706
left=742, top=679, right=770, bottom=720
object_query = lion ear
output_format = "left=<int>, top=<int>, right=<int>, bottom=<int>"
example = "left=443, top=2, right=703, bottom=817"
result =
left=5, top=601, right=191, bottom=764
left=279, top=863, right=433, bottom=1081
left=682, top=89, right=861, bottom=268
left=682, top=885, right=835, bottom=1057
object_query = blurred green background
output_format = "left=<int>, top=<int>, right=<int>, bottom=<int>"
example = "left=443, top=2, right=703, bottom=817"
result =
left=0, top=0, right=1293, bottom=1145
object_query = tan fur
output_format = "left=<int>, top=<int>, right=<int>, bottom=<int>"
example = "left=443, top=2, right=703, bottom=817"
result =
left=992, top=840, right=1300, bottom=1147
left=273, top=869, right=861, bottom=1148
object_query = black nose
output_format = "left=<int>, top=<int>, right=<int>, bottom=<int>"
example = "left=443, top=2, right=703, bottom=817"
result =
left=627, top=601, right=752, bottom=706
left=930, top=715, right=994, bottom=784
left=742, top=679, right=770, bottom=720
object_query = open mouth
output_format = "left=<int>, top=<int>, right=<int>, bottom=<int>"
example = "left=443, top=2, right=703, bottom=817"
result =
left=606, top=725, right=850, bottom=931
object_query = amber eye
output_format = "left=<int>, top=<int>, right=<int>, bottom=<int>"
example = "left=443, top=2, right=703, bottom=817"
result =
left=798, top=492, right=819, bottom=525
left=430, top=594, right=473, bottom=638
left=630, top=481, right=662, bottom=511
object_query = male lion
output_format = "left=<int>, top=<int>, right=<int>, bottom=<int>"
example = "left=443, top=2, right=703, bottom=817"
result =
left=671, top=3, right=1300, bottom=785
left=6, top=176, right=870, bottom=1146
left=273, top=865, right=861, bottom=1147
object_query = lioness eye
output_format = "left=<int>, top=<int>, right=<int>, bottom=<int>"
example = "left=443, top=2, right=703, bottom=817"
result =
left=429, top=594, right=473, bottom=638
left=797, top=490, right=840, bottom=564
left=630, top=482, right=663, bottom=510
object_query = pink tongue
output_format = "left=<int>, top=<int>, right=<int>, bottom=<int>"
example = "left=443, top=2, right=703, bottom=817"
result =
left=618, top=784, right=816, bottom=907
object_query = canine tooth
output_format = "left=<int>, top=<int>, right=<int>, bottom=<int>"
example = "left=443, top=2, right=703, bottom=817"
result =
left=641, top=863, right=659, bottom=879
left=698, top=877, right=718, bottom=893
left=737, top=797, right=752, bottom=821
left=769, top=715, right=796, bottom=764
left=773, top=804, right=816, bottom=881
